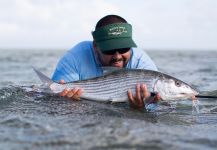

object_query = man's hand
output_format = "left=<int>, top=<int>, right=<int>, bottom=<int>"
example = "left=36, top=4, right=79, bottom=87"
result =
left=127, top=83, right=161, bottom=110
left=58, top=80, right=83, bottom=100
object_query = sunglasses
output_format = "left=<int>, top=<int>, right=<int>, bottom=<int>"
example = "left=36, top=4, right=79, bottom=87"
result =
left=102, top=48, right=130, bottom=55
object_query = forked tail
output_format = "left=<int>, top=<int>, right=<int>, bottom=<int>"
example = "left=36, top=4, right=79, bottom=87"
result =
left=32, top=67, right=54, bottom=86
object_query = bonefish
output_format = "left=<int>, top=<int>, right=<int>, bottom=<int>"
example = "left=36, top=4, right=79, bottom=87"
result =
left=33, top=68, right=215, bottom=102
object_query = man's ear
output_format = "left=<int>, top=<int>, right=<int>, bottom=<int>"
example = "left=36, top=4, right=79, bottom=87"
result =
left=93, top=41, right=97, bottom=49
left=93, top=41, right=100, bottom=53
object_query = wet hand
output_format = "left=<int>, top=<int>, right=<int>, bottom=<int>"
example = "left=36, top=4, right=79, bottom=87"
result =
left=58, top=79, right=83, bottom=100
left=127, top=83, right=161, bottom=109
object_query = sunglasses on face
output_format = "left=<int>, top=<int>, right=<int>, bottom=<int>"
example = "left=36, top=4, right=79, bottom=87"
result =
left=102, top=48, right=130, bottom=55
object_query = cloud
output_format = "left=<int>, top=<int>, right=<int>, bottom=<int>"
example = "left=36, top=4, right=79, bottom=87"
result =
left=0, top=0, right=217, bottom=50
left=0, top=0, right=121, bottom=48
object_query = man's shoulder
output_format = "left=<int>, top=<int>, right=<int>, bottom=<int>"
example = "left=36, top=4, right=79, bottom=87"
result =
left=63, top=41, right=92, bottom=57
left=68, top=41, right=93, bottom=52
left=59, top=41, right=93, bottom=63
left=129, top=48, right=157, bottom=71
left=131, top=48, right=149, bottom=59
left=74, top=41, right=93, bottom=47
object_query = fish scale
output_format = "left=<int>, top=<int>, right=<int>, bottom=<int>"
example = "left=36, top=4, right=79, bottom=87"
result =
left=55, top=70, right=160, bottom=101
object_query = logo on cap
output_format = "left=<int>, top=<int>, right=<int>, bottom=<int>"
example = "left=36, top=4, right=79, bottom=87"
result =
left=108, top=26, right=127, bottom=36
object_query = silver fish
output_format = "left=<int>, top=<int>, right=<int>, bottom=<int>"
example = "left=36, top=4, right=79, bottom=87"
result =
left=33, top=68, right=199, bottom=102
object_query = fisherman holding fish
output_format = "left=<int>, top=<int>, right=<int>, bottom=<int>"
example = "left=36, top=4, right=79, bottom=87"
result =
left=52, top=15, right=161, bottom=109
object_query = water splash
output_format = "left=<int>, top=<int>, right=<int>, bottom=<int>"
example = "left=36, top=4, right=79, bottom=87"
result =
left=0, top=88, right=13, bottom=100
left=192, top=99, right=200, bottom=114
left=0, top=86, right=24, bottom=101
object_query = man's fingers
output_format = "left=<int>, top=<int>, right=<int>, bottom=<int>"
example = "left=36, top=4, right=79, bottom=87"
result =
left=127, top=90, right=135, bottom=103
left=59, top=89, right=69, bottom=96
left=128, top=87, right=144, bottom=109
left=127, top=90, right=134, bottom=101
left=66, top=90, right=76, bottom=98
left=136, top=84, right=145, bottom=107
left=141, top=84, right=150, bottom=98
left=136, top=84, right=141, bottom=100
left=59, top=88, right=83, bottom=101
left=72, top=89, right=83, bottom=100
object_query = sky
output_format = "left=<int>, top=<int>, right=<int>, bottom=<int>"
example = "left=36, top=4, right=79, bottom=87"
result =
left=0, top=0, right=217, bottom=50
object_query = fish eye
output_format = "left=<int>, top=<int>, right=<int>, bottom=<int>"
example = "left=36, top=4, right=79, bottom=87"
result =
left=175, top=81, right=181, bottom=87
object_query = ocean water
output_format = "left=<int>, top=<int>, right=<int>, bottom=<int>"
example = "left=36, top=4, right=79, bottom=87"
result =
left=0, top=49, right=217, bottom=150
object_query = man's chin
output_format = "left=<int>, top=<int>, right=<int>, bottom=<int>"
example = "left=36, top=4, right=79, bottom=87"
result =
left=111, top=61, right=124, bottom=68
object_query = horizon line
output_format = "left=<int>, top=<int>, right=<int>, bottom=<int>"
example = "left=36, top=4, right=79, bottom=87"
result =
left=0, top=48, right=217, bottom=51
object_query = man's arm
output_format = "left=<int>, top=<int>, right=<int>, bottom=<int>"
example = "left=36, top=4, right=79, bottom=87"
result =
left=52, top=57, right=80, bottom=82
left=52, top=49, right=83, bottom=100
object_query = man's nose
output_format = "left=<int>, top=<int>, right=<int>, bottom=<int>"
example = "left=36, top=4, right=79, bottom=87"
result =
left=112, top=51, right=122, bottom=59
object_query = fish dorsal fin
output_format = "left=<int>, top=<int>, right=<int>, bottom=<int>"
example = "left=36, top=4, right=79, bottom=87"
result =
left=32, top=67, right=54, bottom=86
left=101, top=67, right=122, bottom=75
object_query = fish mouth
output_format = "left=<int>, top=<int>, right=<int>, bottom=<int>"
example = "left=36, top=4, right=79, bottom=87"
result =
left=180, top=92, right=195, bottom=95
left=179, top=91, right=199, bottom=100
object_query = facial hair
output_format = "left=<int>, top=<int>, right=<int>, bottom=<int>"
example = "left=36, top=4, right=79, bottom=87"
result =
left=109, top=57, right=127, bottom=67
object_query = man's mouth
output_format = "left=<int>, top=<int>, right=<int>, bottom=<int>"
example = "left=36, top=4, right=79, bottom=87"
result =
left=111, top=61, right=123, bottom=67
left=109, top=57, right=123, bottom=66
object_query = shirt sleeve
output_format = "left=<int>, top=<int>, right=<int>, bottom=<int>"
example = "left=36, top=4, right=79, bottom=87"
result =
left=129, top=48, right=158, bottom=71
left=52, top=52, right=80, bottom=82
left=137, top=52, right=158, bottom=71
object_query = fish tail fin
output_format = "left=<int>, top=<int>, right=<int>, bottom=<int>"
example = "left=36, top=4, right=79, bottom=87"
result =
left=32, top=67, right=54, bottom=86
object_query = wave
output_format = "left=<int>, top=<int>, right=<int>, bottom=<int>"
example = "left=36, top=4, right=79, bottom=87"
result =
left=1, top=85, right=217, bottom=115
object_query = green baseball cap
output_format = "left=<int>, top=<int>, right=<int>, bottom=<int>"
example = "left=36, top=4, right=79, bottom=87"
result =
left=92, top=23, right=137, bottom=52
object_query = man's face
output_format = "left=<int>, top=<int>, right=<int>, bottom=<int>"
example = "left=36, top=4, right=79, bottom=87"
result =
left=94, top=43, right=131, bottom=68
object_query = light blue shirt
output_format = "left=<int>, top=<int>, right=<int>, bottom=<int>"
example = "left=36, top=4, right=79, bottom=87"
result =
left=52, top=41, right=157, bottom=82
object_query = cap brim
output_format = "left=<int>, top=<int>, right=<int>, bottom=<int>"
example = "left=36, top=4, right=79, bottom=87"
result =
left=96, top=38, right=137, bottom=52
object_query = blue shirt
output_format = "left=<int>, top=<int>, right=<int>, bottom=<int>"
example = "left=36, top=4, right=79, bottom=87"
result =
left=52, top=41, right=157, bottom=82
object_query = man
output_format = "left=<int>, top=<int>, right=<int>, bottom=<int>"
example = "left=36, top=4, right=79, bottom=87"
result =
left=52, top=15, right=160, bottom=109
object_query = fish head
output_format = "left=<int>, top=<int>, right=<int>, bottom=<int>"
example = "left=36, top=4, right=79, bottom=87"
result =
left=154, top=75, right=199, bottom=101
